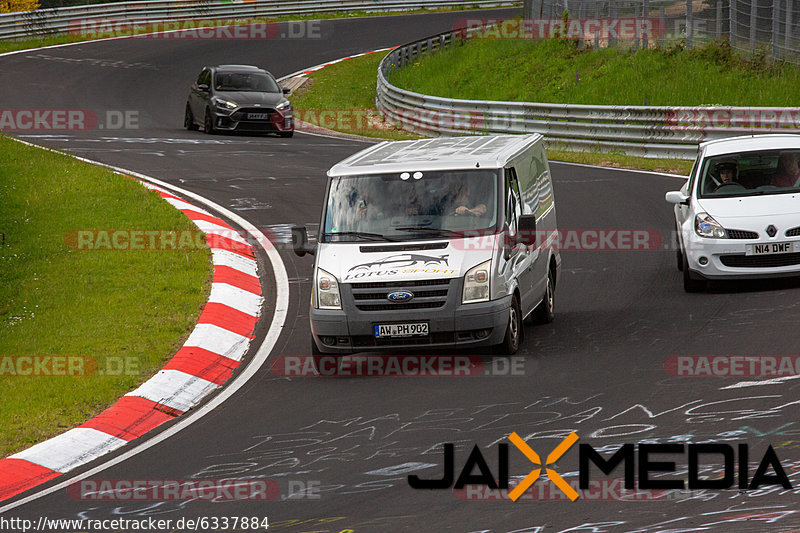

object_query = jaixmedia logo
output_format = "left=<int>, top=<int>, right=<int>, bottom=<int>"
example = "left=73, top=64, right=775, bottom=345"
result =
left=408, top=432, right=792, bottom=501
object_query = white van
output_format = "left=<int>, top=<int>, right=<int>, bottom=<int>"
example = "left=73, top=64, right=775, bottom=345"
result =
left=293, top=134, right=560, bottom=359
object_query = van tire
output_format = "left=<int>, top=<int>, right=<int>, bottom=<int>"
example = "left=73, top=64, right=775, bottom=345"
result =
left=531, top=269, right=556, bottom=324
left=494, top=297, right=521, bottom=355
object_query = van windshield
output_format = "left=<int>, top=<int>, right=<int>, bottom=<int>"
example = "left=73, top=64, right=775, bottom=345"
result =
left=323, top=170, right=499, bottom=242
left=698, top=149, right=800, bottom=198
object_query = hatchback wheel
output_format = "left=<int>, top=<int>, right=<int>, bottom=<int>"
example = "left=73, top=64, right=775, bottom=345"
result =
left=203, top=109, right=215, bottom=134
left=184, top=104, right=197, bottom=131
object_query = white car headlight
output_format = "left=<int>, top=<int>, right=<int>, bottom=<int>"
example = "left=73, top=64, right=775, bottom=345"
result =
left=276, top=100, right=292, bottom=111
left=214, top=98, right=238, bottom=110
left=463, top=260, right=491, bottom=304
left=315, top=267, right=341, bottom=310
left=694, top=213, right=727, bottom=238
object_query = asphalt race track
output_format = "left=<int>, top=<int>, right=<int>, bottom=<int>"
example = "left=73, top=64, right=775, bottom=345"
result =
left=2, top=9, right=800, bottom=532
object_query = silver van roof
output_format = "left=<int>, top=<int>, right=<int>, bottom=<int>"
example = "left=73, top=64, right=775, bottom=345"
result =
left=327, top=134, right=543, bottom=177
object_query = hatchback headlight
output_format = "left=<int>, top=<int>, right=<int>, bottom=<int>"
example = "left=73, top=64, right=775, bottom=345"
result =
left=314, top=267, right=341, bottom=310
left=214, top=98, right=238, bottom=110
left=694, top=213, right=726, bottom=238
left=463, top=260, right=491, bottom=304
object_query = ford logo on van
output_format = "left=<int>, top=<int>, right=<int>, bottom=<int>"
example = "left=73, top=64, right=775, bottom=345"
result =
left=387, top=291, right=414, bottom=302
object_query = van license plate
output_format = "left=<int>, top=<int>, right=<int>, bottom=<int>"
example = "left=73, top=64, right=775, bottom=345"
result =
left=374, top=323, right=428, bottom=338
left=746, top=242, right=800, bottom=256
left=247, top=113, right=268, bottom=120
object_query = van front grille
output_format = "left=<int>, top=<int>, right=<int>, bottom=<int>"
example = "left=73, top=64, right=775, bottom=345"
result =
left=350, top=279, right=452, bottom=311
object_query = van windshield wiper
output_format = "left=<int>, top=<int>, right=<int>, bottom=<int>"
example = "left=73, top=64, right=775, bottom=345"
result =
left=392, top=226, right=461, bottom=237
left=323, top=231, right=396, bottom=241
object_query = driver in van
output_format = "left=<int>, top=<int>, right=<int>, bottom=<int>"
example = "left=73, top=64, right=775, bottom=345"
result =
left=453, top=183, right=487, bottom=217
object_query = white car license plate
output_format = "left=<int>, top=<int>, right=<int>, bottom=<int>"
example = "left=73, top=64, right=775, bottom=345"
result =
left=374, top=323, right=428, bottom=338
left=247, top=113, right=268, bottom=120
left=745, top=242, right=800, bottom=256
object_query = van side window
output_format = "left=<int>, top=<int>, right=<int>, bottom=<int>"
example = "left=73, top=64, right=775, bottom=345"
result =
left=505, top=167, right=523, bottom=235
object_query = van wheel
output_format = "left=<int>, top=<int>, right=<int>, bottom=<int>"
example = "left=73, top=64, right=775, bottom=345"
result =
left=683, top=255, right=705, bottom=293
left=279, top=131, right=294, bottom=138
left=677, top=248, right=683, bottom=271
left=531, top=269, right=556, bottom=324
left=494, top=297, right=521, bottom=355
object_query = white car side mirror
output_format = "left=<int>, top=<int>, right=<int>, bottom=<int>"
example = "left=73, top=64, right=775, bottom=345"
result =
left=665, top=191, right=689, bottom=205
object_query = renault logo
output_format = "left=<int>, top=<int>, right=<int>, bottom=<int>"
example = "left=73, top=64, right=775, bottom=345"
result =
left=767, top=225, right=777, bottom=237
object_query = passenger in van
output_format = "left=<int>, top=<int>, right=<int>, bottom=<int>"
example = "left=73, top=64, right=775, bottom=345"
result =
left=452, top=184, right=487, bottom=217
left=770, top=152, right=800, bottom=188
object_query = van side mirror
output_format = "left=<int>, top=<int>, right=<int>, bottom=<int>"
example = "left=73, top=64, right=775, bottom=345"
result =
left=665, top=191, right=689, bottom=205
left=518, top=214, right=537, bottom=246
left=292, top=226, right=316, bottom=257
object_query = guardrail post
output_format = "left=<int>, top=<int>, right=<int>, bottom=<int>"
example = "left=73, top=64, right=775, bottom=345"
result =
left=730, top=0, right=737, bottom=46
left=772, top=0, right=781, bottom=57
left=786, top=0, right=793, bottom=51
left=609, top=0, right=617, bottom=47
left=659, top=6, right=666, bottom=47
left=686, top=0, right=693, bottom=48
left=750, top=0, right=757, bottom=50
left=716, top=1, right=722, bottom=39
left=643, top=0, right=650, bottom=49
left=634, top=4, right=640, bottom=48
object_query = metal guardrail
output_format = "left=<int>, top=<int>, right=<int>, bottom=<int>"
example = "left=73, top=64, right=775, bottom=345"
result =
left=376, top=29, right=800, bottom=159
left=0, top=0, right=519, bottom=40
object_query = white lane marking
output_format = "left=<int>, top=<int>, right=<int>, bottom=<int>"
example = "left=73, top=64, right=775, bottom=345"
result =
left=720, top=374, right=800, bottom=389
left=10, top=429, right=127, bottom=473
left=549, top=160, right=689, bottom=179
left=183, top=324, right=251, bottom=362
left=0, top=138, right=289, bottom=513
left=212, top=249, right=258, bottom=277
left=126, top=370, right=219, bottom=412
left=208, top=283, right=262, bottom=317
left=164, top=197, right=212, bottom=215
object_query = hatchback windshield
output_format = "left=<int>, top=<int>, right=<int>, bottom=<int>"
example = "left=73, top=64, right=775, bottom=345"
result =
left=214, top=71, right=280, bottom=93
left=323, top=170, right=498, bottom=241
left=698, top=149, right=800, bottom=197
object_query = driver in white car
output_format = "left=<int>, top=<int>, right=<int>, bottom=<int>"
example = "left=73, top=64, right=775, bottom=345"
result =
left=711, top=159, right=739, bottom=192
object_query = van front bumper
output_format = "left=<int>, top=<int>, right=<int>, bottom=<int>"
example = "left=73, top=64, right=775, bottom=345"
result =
left=310, top=288, right=512, bottom=354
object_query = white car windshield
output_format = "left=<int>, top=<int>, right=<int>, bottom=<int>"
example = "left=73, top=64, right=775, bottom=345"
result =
left=699, top=149, right=800, bottom=198
left=323, top=170, right=498, bottom=242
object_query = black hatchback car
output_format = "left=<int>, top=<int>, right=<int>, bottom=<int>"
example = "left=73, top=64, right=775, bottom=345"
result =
left=185, top=65, right=293, bottom=137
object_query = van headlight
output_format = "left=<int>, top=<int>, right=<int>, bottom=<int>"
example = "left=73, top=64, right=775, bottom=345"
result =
left=314, top=267, right=341, bottom=310
left=463, top=260, right=491, bottom=304
left=694, top=213, right=726, bottom=238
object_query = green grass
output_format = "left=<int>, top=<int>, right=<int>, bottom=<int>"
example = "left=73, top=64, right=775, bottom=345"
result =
left=289, top=48, right=692, bottom=173
left=290, top=50, right=421, bottom=141
left=388, top=38, right=800, bottom=106
left=0, top=6, right=509, bottom=55
left=0, top=136, right=211, bottom=457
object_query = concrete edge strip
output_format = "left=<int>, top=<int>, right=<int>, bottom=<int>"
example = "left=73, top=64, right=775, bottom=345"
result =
left=0, top=138, right=280, bottom=503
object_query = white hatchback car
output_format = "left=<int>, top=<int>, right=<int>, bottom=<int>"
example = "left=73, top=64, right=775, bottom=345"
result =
left=666, top=134, right=800, bottom=292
